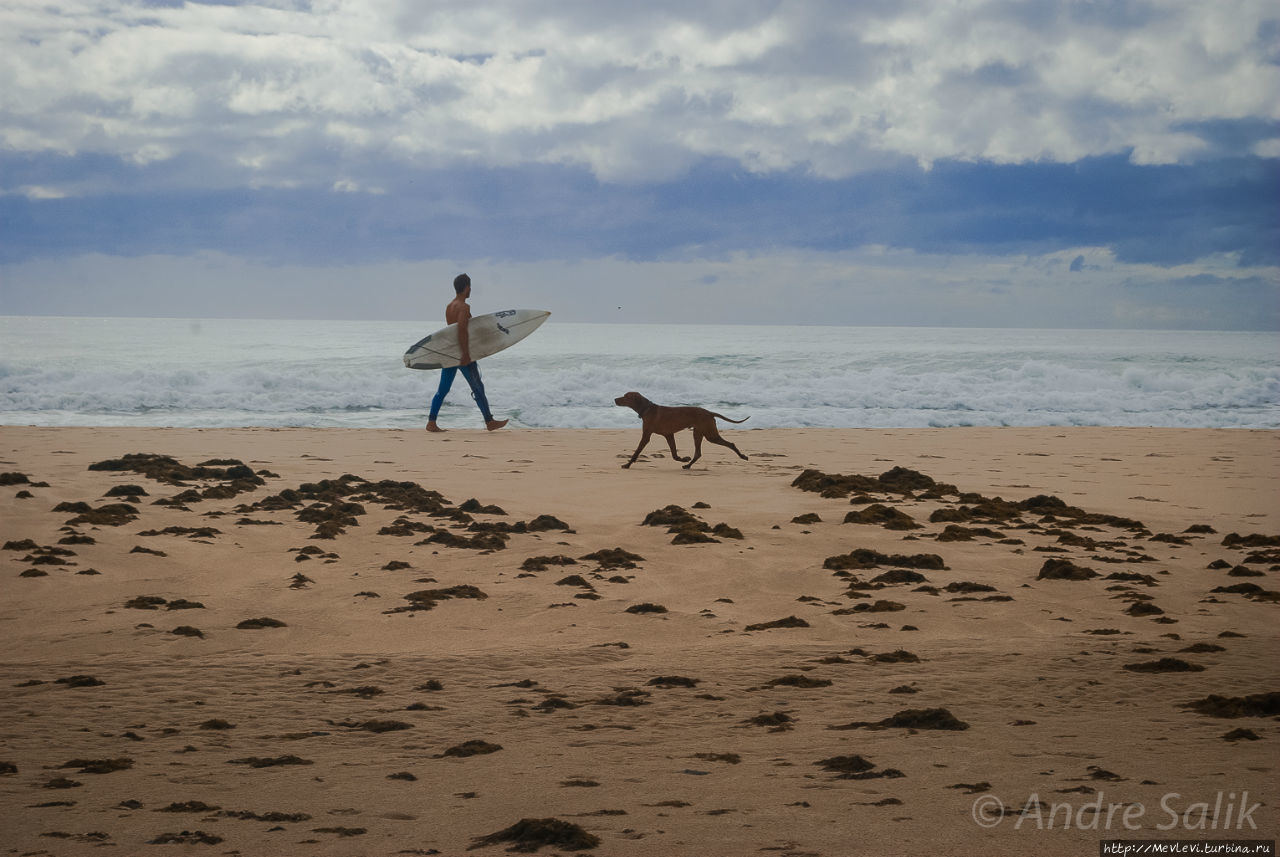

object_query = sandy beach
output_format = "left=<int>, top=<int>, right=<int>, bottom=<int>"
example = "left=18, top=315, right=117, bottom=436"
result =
left=1, top=425, right=1276, bottom=856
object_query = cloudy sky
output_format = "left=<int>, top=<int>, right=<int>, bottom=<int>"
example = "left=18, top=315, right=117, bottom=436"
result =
left=1, top=0, right=1277, bottom=328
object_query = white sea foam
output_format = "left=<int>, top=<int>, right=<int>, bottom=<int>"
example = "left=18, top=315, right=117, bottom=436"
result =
left=1, top=317, right=1276, bottom=429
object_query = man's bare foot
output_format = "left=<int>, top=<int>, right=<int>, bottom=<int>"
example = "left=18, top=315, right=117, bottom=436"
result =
left=486, top=419, right=509, bottom=431
left=425, top=421, right=445, bottom=432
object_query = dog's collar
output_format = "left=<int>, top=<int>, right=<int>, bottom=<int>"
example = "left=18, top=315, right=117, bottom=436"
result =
left=637, top=401, right=656, bottom=418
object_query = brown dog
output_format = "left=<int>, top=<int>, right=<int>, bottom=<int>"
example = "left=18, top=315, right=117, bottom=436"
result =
left=614, top=391, right=750, bottom=469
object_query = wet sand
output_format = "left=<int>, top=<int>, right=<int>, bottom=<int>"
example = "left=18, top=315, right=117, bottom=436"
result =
left=1, top=426, right=1276, bottom=855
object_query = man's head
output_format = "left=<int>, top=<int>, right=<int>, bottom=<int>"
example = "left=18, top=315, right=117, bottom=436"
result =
left=453, top=273, right=471, bottom=295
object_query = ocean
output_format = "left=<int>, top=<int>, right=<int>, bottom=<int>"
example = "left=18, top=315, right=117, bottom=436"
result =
left=1, top=316, right=1276, bottom=430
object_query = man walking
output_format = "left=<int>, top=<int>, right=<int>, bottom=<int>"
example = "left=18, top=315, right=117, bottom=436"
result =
left=425, top=274, right=508, bottom=432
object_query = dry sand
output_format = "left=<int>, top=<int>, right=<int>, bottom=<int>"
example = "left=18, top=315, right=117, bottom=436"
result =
left=0, top=425, right=1276, bottom=856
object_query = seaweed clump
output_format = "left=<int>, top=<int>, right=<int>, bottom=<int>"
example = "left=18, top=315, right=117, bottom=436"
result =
left=792, top=467, right=957, bottom=498
left=831, top=707, right=970, bottom=731
left=469, top=817, right=600, bottom=852
left=1181, top=692, right=1280, bottom=718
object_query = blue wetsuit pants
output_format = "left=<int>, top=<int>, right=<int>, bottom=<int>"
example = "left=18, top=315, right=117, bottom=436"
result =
left=429, top=362, right=493, bottom=422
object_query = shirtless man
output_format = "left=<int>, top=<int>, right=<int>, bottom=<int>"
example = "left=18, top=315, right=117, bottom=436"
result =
left=425, top=273, right=508, bottom=432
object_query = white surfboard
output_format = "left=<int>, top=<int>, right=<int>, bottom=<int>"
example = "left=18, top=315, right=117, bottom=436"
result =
left=403, top=309, right=550, bottom=370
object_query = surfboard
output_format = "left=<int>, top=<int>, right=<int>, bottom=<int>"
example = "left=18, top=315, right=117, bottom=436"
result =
left=403, top=309, right=551, bottom=370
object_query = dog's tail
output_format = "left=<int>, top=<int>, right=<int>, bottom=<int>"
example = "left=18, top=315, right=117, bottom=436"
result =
left=712, top=413, right=750, bottom=424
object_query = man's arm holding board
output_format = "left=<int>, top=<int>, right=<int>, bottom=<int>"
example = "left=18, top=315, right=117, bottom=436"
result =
left=456, top=302, right=473, bottom=366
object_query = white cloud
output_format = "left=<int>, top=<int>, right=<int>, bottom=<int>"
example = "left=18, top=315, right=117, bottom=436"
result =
left=0, top=0, right=1276, bottom=191
left=1253, top=137, right=1280, bottom=158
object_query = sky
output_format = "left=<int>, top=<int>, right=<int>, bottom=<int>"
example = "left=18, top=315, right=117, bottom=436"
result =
left=1, top=0, right=1278, bottom=329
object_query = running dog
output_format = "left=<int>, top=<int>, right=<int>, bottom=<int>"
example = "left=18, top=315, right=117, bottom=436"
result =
left=614, top=391, right=749, bottom=469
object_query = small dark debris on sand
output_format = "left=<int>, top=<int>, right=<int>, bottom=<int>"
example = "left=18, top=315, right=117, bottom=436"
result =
left=228, top=755, right=313, bottom=768
left=1087, top=766, right=1125, bottom=781
left=338, top=719, right=413, bottom=733
left=937, top=524, right=1006, bottom=542
left=221, top=809, right=311, bottom=822
left=816, top=754, right=905, bottom=780
left=596, top=688, right=651, bottom=706
left=313, top=826, right=367, bottom=837
left=833, top=707, right=970, bottom=731
left=521, top=555, right=578, bottom=572
left=236, top=617, right=287, bottom=629
left=42, top=776, right=82, bottom=789
left=57, top=501, right=139, bottom=527
left=157, top=800, right=220, bottom=813
left=124, top=595, right=167, bottom=610
left=834, top=599, right=906, bottom=614
left=138, top=525, right=221, bottom=539
left=870, top=569, right=929, bottom=585
left=745, top=615, right=809, bottom=631
left=469, top=817, right=600, bottom=852
left=625, top=603, right=668, bottom=614
left=1222, top=533, right=1280, bottom=548
left=745, top=711, right=794, bottom=730
left=643, top=505, right=702, bottom=528
left=1182, top=692, right=1280, bottom=718
left=198, top=719, right=234, bottom=730
left=55, top=675, right=104, bottom=688
left=844, top=504, right=921, bottom=530
left=440, top=740, right=503, bottom=758
left=1, top=472, right=45, bottom=486
left=1123, top=657, right=1205, bottom=673
left=867, top=649, right=920, bottom=664
left=580, top=548, right=644, bottom=569
left=1038, top=559, right=1099, bottom=580
left=149, top=830, right=224, bottom=845
left=60, top=758, right=133, bottom=774
left=460, top=498, right=506, bottom=515
left=388, top=584, right=489, bottom=613
left=1179, top=643, right=1226, bottom=653
left=825, top=548, right=947, bottom=572
left=949, top=782, right=993, bottom=794
left=648, top=676, right=699, bottom=688
left=1223, top=728, right=1262, bottom=741
left=765, top=675, right=832, bottom=689
left=2, top=538, right=40, bottom=550
left=535, top=697, right=577, bottom=712
left=329, top=685, right=384, bottom=698
left=39, top=831, right=111, bottom=843
left=1126, top=601, right=1166, bottom=617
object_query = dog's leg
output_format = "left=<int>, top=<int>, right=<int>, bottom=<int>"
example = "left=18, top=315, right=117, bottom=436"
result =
left=623, top=430, right=652, bottom=469
left=704, top=429, right=749, bottom=461
left=663, top=433, right=689, bottom=463
left=686, top=432, right=706, bottom=473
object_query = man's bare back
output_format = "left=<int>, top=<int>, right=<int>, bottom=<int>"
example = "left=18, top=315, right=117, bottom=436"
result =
left=446, top=293, right=473, bottom=365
